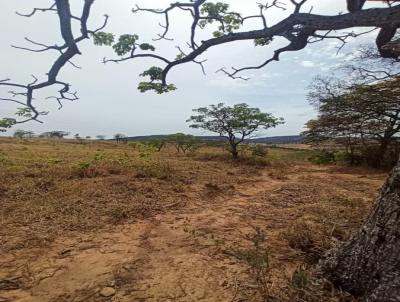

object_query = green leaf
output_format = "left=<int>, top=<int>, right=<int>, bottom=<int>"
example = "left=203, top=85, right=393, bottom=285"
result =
left=139, top=43, right=156, bottom=51
left=254, top=38, right=272, bottom=46
left=213, top=31, right=224, bottom=38
left=175, top=53, right=186, bottom=60
left=201, top=2, right=229, bottom=17
left=15, top=107, right=32, bottom=118
left=92, top=32, right=115, bottom=46
left=0, top=118, right=16, bottom=131
left=199, top=2, right=242, bottom=33
left=112, top=34, right=139, bottom=56
left=139, top=66, right=164, bottom=81
left=138, top=82, right=177, bottom=94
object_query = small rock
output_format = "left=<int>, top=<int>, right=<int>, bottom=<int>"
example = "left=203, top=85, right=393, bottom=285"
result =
left=59, top=248, right=72, bottom=256
left=100, top=287, right=116, bottom=297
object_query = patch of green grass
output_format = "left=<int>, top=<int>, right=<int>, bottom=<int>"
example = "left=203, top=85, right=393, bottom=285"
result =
left=291, top=265, right=309, bottom=289
left=48, top=158, right=64, bottom=164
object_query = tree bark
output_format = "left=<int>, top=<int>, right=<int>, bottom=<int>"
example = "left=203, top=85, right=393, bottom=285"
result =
left=323, top=157, right=400, bottom=301
left=230, top=142, right=239, bottom=159
left=373, top=137, right=392, bottom=168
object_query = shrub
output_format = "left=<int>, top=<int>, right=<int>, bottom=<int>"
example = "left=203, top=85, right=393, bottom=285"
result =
left=240, top=155, right=269, bottom=167
left=146, top=139, right=166, bottom=152
left=72, top=159, right=125, bottom=178
left=225, top=228, right=271, bottom=300
left=73, top=161, right=91, bottom=177
left=130, top=142, right=157, bottom=159
left=167, top=133, right=201, bottom=154
left=362, top=144, right=400, bottom=168
left=308, top=150, right=335, bottom=165
left=250, top=144, right=268, bottom=157
left=291, top=265, right=309, bottom=289
left=135, top=160, right=174, bottom=180
left=334, top=150, right=363, bottom=166
left=93, top=152, right=105, bottom=161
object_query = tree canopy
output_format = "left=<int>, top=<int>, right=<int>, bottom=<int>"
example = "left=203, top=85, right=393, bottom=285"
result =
left=13, top=129, right=35, bottom=139
left=166, top=133, right=200, bottom=154
left=304, top=70, right=400, bottom=167
left=39, top=131, right=70, bottom=138
left=114, top=133, right=127, bottom=142
left=187, top=103, right=283, bottom=157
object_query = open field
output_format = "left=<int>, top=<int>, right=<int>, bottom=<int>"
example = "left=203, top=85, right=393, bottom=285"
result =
left=0, top=138, right=386, bottom=302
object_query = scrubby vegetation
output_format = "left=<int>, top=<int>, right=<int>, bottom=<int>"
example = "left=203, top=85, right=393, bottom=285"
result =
left=303, top=49, right=400, bottom=169
left=0, top=137, right=385, bottom=301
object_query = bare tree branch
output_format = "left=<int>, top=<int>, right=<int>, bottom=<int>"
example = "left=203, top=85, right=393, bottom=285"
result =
left=16, top=3, right=57, bottom=17
left=1, top=0, right=109, bottom=126
left=125, top=1, right=400, bottom=89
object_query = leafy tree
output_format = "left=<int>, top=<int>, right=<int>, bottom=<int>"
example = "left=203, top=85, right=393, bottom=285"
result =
left=250, top=144, right=268, bottom=157
left=96, top=135, right=106, bottom=140
left=146, top=139, right=166, bottom=152
left=305, top=75, right=400, bottom=167
left=1, top=1, right=400, bottom=300
left=13, top=129, right=34, bottom=139
left=187, top=103, right=283, bottom=158
left=167, top=133, right=200, bottom=154
left=39, top=131, right=70, bottom=139
left=74, top=133, right=81, bottom=140
left=13, top=129, right=25, bottom=139
left=303, top=117, right=362, bottom=165
left=114, top=133, right=127, bottom=143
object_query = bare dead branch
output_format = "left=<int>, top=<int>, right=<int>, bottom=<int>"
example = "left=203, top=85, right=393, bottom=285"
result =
left=0, top=98, right=30, bottom=107
left=176, top=46, right=207, bottom=75
left=16, top=3, right=57, bottom=18
left=1, top=0, right=105, bottom=125
left=157, top=5, right=400, bottom=85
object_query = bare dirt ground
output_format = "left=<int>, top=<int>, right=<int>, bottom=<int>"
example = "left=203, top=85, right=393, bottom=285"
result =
left=0, top=139, right=385, bottom=301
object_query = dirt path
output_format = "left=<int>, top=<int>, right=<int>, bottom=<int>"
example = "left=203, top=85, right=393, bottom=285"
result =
left=0, top=167, right=384, bottom=302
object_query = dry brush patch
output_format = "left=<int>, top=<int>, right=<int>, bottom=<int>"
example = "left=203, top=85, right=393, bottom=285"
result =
left=275, top=175, right=381, bottom=299
left=0, top=138, right=262, bottom=251
left=0, top=138, right=386, bottom=301
left=224, top=169, right=384, bottom=300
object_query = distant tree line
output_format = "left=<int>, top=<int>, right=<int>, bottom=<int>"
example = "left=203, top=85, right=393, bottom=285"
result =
left=129, top=133, right=202, bottom=155
left=11, top=130, right=107, bottom=140
left=118, top=103, right=284, bottom=158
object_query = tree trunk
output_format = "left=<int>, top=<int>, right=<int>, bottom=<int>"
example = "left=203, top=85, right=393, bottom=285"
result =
left=373, top=138, right=391, bottom=168
left=230, top=143, right=239, bottom=159
left=323, top=157, right=400, bottom=301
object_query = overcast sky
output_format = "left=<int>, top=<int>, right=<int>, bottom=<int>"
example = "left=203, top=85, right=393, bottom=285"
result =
left=0, top=0, right=379, bottom=138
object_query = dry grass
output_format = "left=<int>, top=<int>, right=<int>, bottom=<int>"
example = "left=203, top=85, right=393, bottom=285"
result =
left=0, top=138, right=386, bottom=302
left=0, top=138, right=271, bottom=251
